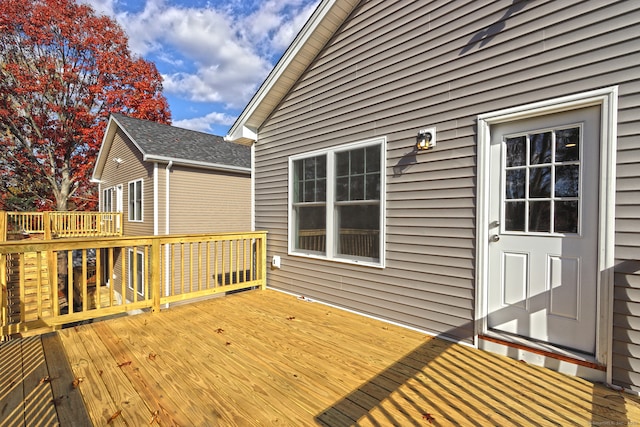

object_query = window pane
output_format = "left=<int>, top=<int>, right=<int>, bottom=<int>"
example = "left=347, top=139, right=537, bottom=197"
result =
left=530, top=132, right=552, bottom=165
left=295, top=206, right=326, bottom=253
left=366, top=174, right=380, bottom=200
left=366, top=145, right=381, bottom=173
left=336, top=177, right=349, bottom=201
left=556, top=128, right=579, bottom=162
left=505, top=169, right=525, bottom=199
left=336, top=151, right=349, bottom=176
left=555, top=165, right=579, bottom=197
left=294, top=156, right=326, bottom=203
left=336, top=204, right=379, bottom=260
left=137, top=252, right=144, bottom=296
left=316, top=156, right=327, bottom=179
left=529, top=201, right=550, bottom=232
left=351, top=148, right=364, bottom=174
left=529, top=167, right=551, bottom=198
left=316, top=178, right=326, bottom=202
left=505, top=136, right=526, bottom=167
left=304, top=180, right=315, bottom=202
left=505, top=201, right=525, bottom=231
left=304, top=158, right=316, bottom=179
left=350, top=175, right=364, bottom=200
left=555, top=201, right=578, bottom=233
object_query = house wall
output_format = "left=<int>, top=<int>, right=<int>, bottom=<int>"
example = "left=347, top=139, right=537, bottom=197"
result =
left=254, top=0, right=640, bottom=390
left=166, top=165, right=251, bottom=234
left=100, top=128, right=155, bottom=237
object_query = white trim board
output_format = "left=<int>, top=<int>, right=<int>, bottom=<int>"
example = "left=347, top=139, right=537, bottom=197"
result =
left=474, top=87, right=618, bottom=380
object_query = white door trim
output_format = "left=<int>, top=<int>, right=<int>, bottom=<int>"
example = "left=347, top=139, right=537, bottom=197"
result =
left=475, top=87, right=618, bottom=377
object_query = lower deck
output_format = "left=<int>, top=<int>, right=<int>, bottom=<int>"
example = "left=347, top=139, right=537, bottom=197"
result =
left=3, top=289, right=640, bottom=425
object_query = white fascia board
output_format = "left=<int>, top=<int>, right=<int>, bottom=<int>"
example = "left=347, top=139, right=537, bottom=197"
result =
left=224, top=125, right=257, bottom=145
left=226, top=0, right=356, bottom=143
left=143, top=154, right=251, bottom=175
left=91, top=115, right=118, bottom=181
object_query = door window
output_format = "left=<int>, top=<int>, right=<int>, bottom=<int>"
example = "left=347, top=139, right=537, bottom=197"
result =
left=503, top=126, right=581, bottom=234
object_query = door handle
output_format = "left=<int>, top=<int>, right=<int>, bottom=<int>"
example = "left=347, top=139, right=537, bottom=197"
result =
left=490, top=234, right=500, bottom=242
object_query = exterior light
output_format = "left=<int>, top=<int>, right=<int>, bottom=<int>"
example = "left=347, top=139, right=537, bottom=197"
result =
left=416, top=128, right=436, bottom=151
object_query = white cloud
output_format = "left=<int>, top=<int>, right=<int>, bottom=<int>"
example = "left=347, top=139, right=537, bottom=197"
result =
left=80, top=0, right=320, bottom=129
left=173, top=111, right=236, bottom=133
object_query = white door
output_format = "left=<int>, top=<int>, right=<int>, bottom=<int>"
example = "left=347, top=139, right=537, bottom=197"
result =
left=116, top=184, right=123, bottom=232
left=487, top=106, right=600, bottom=355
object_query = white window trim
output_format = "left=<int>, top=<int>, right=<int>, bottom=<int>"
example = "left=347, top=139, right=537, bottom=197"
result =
left=127, top=248, right=145, bottom=297
left=288, top=137, right=387, bottom=268
left=127, top=179, right=144, bottom=222
left=475, top=87, right=618, bottom=375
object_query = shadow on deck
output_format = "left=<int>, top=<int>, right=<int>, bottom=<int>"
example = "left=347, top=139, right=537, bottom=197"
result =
left=2, top=289, right=640, bottom=426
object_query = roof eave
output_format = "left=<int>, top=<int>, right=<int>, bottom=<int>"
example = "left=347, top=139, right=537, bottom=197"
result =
left=144, top=155, right=251, bottom=175
left=225, top=0, right=358, bottom=143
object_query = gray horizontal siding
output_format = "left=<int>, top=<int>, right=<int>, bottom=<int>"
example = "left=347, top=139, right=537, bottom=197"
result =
left=167, top=166, right=251, bottom=234
left=254, top=0, right=640, bottom=382
left=613, top=103, right=640, bottom=396
left=101, top=129, right=154, bottom=237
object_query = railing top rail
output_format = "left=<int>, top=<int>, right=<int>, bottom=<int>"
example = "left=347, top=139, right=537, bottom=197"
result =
left=0, top=231, right=268, bottom=254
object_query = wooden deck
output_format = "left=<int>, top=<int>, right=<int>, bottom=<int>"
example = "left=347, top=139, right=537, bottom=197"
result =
left=3, top=289, right=640, bottom=426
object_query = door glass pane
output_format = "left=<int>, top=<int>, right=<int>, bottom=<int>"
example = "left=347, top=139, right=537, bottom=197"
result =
left=555, top=165, right=579, bottom=197
left=530, top=132, right=552, bottom=165
left=529, top=201, right=550, bottom=232
left=505, top=170, right=525, bottom=199
left=529, top=167, right=551, bottom=198
left=555, top=201, right=578, bottom=233
left=506, top=136, right=526, bottom=167
left=505, top=201, right=525, bottom=231
left=556, top=128, right=579, bottom=161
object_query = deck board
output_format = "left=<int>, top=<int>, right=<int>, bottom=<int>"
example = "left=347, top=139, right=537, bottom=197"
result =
left=62, top=289, right=640, bottom=425
left=9, top=288, right=640, bottom=426
left=0, top=334, right=92, bottom=427
left=40, top=333, right=91, bottom=427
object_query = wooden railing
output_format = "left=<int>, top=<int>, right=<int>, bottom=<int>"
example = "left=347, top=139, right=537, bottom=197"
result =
left=1, top=211, right=123, bottom=240
left=0, top=231, right=267, bottom=339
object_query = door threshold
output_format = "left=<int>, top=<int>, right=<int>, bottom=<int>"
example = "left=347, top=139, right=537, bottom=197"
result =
left=478, top=333, right=606, bottom=382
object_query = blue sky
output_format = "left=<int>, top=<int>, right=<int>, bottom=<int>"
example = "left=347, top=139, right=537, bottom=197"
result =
left=81, top=0, right=320, bottom=136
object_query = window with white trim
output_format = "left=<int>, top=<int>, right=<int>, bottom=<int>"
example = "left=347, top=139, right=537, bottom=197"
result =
left=127, top=249, right=145, bottom=297
left=289, top=138, right=385, bottom=267
left=128, top=179, right=143, bottom=221
left=103, top=187, right=113, bottom=212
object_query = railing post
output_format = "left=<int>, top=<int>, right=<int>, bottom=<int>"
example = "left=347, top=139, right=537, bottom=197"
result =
left=0, top=211, right=6, bottom=243
left=151, top=238, right=161, bottom=313
left=43, top=212, right=51, bottom=240
left=0, top=253, right=6, bottom=340
left=259, top=232, right=267, bottom=290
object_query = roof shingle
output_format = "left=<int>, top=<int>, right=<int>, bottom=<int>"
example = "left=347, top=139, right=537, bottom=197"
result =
left=112, top=113, right=250, bottom=169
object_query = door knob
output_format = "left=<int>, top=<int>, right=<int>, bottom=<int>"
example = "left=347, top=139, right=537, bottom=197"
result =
left=490, top=234, right=500, bottom=242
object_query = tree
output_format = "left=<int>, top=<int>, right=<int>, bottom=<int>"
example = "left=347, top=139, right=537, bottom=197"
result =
left=0, top=0, right=171, bottom=212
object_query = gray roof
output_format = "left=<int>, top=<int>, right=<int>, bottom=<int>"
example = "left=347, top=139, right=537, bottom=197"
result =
left=112, top=113, right=250, bottom=169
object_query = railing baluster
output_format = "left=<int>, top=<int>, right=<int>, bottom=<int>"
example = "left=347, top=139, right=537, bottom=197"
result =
left=1, top=232, right=267, bottom=338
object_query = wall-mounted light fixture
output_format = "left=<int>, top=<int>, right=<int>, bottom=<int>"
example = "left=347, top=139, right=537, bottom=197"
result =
left=416, top=127, right=436, bottom=151
left=113, top=157, right=124, bottom=164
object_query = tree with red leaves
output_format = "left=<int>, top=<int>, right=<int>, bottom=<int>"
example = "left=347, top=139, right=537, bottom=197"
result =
left=0, top=0, right=171, bottom=211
